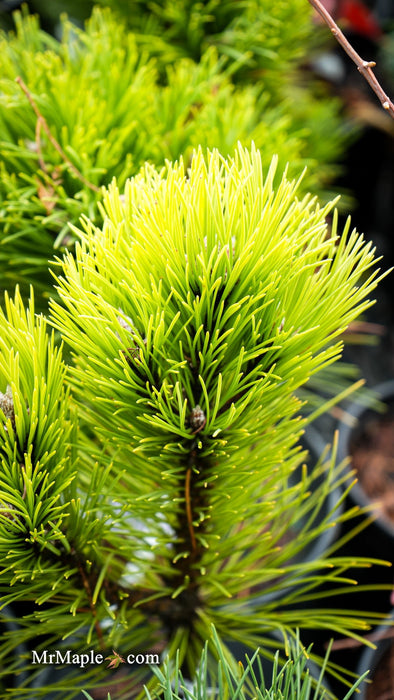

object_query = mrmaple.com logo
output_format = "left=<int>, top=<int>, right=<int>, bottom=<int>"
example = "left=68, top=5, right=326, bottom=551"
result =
left=32, top=649, right=160, bottom=669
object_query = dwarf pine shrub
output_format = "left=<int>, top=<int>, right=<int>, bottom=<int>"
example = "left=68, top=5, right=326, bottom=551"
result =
left=0, top=145, right=388, bottom=697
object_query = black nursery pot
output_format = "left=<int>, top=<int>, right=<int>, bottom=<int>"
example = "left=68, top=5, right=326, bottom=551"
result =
left=303, top=381, right=394, bottom=697
left=0, top=605, right=29, bottom=690
left=299, top=424, right=344, bottom=560
left=356, top=611, right=394, bottom=700
left=0, top=603, right=91, bottom=699
left=336, top=379, right=394, bottom=548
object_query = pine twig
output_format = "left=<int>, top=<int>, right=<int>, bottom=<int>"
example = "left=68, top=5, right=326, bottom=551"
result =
left=185, top=467, right=197, bottom=555
left=308, top=0, right=394, bottom=119
left=15, top=76, right=101, bottom=192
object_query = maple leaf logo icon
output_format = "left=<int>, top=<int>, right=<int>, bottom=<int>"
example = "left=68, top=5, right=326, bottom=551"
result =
left=105, top=650, right=126, bottom=669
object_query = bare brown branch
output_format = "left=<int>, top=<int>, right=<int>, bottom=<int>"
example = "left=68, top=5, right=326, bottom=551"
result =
left=16, top=76, right=101, bottom=192
left=308, top=0, right=394, bottom=119
left=329, top=626, right=394, bottom=651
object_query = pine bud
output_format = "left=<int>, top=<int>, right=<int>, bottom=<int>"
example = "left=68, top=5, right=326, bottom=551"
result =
left=0, top=385, right=16, bottom=431
left=189, top=405, right=206, bottom=432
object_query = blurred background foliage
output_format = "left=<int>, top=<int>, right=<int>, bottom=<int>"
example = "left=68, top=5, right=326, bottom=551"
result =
left=1, top=0, right=320, bottom=77
left=0, top=1, right=349, bottom=308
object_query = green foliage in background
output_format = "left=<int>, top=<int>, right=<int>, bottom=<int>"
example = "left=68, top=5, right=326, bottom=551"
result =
left=0, top=147, right=389, bottom=697
left=0, top=5, right=346, bottom=306
left=63, top=0, right=315, bottom=83
left=1, top=0, right=320, bottom=81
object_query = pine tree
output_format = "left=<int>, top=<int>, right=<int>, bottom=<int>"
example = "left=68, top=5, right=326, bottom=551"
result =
left=0, top=145, right=388, bottom=698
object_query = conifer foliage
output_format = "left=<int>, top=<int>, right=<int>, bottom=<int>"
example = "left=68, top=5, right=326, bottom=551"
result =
left=0, top=145, right=386, bottom=696
left=0, top=7, right=346, bottom=306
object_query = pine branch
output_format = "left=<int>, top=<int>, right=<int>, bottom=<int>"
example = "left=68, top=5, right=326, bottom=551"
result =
left=308, top=0, right=394, bottom=118
left=157, top=440, right=210, bottom=643
left=17, top=145, right=390, bottom=689
left=185, top=467, right=197, bottom=555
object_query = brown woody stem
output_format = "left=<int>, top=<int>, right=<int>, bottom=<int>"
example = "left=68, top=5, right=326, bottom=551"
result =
left=16, top=76, right=101, bottom=192
left=329, top=626, right=394, bottom=651
left=185, top=467, right=197, bottom=554
left=308, top=0, right=394, bottom=119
